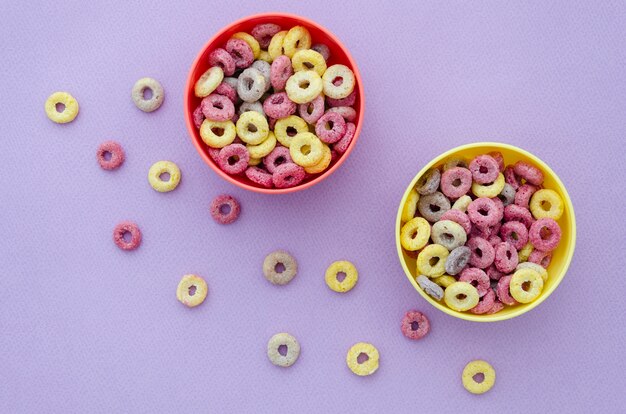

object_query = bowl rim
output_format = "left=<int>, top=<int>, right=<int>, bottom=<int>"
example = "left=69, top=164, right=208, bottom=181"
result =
left=183, top=12, right=365, bottom=194
left=395, top=142, right=577, bottom=322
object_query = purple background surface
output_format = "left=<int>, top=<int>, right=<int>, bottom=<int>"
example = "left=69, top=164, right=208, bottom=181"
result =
left=1, top=1, right=625, bottom=413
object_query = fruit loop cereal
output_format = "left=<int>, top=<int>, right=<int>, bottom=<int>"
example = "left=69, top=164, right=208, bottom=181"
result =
left=346, top=342, right=379, bottom=376
left=401, top=310, right=430, bottom=340
left=148, top=161, right=181, bottom=192
left=45, top=92, right=79, bottom=123
left=209, top=194, right=240, bottom=224
left=399, top=152, right=565, bottom=315
left=192, top=23, right=358, bottom=189
left=325, top=260, right=358, bottom=292
left=462, top=360, right=496, bottom=394
left=267, top=333, right=300, bottom=367
left=96, top=141, right=125, bottom=170
left=113, top=221, right=142, bottom=251
left=176, top=274, right=208, bottom=307
left=132, top=78, right=164, bottom=112
left=263, top=250, right=298, bottom=285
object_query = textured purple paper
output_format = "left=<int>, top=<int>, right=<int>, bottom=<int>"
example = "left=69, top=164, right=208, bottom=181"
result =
left=1, top=1, right=625, bottom=413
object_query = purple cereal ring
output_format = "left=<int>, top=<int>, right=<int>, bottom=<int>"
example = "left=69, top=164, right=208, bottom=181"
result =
left=97, top=141, right=125, bottom=170
left=486, top=264, right=505, bottom=281
left=459, top=267, right=490, bottom=297
left=272, top=162, right=305, bottom=188
left=113, top=221, right=142, bottom=251
left=225, top=38, right=254, bottom=69
left=298, top=95, right=325, bottom=124
left=529, top=249, right=552, bottom=268
left=315, top=112, right=346, bottom=144
left=333, top=122, right=355, bottom=154
left=496, top=275, right=518, bottom=306
left=400, top=310, right=430, bottom=340
left=504, top=166, right=521, bottom=190
left=245, top=166, right=273, bottom=188
left=251, top=23, right=281, bottom=49
left=440, top=209, right=472, bottom=234
left=193, top=105, right=205, bottom=129
left=263, top=146, right=293, bottom=174
left=488, top=235, right=503, bottom=247
left=488, top=151, right=505, bottom=172
left=327, top=106, right=357, bottom=122
left=498, top=183, right=516, bottom=206
left=514, top=161, right=544, bottom=186
left=469, top=155, right=500, bottom=184
left=210, top=194, right=240, bottom=224
left=326, top=90, right=356, bottom=108
left=467, top=237, right=495, bottom=269
left=494, top=242, right=519, bottom=273
left=217, top=143, right=249, bottom=174
left=201, top=94, right=235, bottom=121
left=470, top=289, right=496, bottom=314
left=208, top=48, right=236, bottom=76
left=311, top=43, right=330, bottom=61
left=499, top=221, right=528, bottom=250
left=270, top=55, right=293, bottom=91
left=263, top=92, right=296, bottom=119
left=529, top=218, right=561, bottom=252
left=445, top=246, right=471, bottom=275
left=504, top=204, right=534, bottom=228
left=515, top=184, right=538, bottom=209
left=440, top=167, right=472, bottom=199
left=215, top=82, right=237, bottom=104
left=467, top=198, right=500, bottom=227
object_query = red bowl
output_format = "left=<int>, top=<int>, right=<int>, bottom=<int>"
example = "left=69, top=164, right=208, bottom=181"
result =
left=184, top=12, right=364, bottom=194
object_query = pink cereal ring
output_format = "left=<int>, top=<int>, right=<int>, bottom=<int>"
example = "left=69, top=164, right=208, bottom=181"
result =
left=201, top=94, right=235, bottom=121
left=270, top=55, right=293, bottom=91
left=217, top=143, right=249, bottom=174
left=251, top=23, right=281, bottom=49
left=215, top=82, right=237, bottom=104
left=327, top=106, right=357, bottom=122
left=491, top=197, right=505, bottom=222
left=298, top=95, right=325, bottom=124
left=333, top=122, right=355, bottom=154
left=97, top=141, right=125, bottom=170
left=504, top=166, right=521, bottom=190
left=113, top=221, right=142, bottom=251
left=459, top=267, right=490, bottom=297
left=225, top=38, right=254, bottom=69
left=207, top=147, right=220, bottom=162
left=470, top=289, right=496, bottom=314
left=326, top=90, right=356, bottom=108
left=470, top=224, right=492, bottom=239
left=486, top=299, right=504, bottom=314
left=210, top=194, right=241, bottom=224
left=272, top=162, right=305, bottom=188
left=440, top=167, right=472, bottom=199
left=514, top=161, right=544, bottom=186
left=192, top=105, right=205, bottom=129
left=467, top=237, right=495, bottom=269
left=488, top=151, right=505, bottom=172
left=467, top=198, right=500, bottom=227
left=496, top=275, right=518, bottom=306
left=469, top=155, right=500, bottom=184
left=488, top=235, right=503, bottom=247
left=515, top=184, right=538, bottom=209
left=486, top=264, right=505, bottom=281
left=529, top=218, right=562, bottom=252
left=400, top=310, right=430, bottom=340
left=245, top=166, right=273, bottom=188
left=208, top=48, right=236, bottom=76
left=494, top=242, right=519, bottom=273
left=529, top=249, right=552, bottom=268
left=315, top=112, right=346, bottom=144
left=263, top=92, right=296, bottom=119
left=440, top=209, right=472, bottom=234
left=499, top=221, right=528, bottom=250
left=263, top=146, right=293, bottom=174
left=504, top=204, right=534, bottom=229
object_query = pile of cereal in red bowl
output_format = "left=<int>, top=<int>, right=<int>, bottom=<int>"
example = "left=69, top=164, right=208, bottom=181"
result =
left=399, top=152, right=566, bottom=315
left=191, top=23, right=358, bottom=189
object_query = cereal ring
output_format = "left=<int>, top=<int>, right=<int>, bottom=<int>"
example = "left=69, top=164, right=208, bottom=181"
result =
left=304, top=144, right=332, bottom=174
left=263, top=250, right=298, bottom=285
left=286, top=70, right=323, bottom=104
left=268, top=30, right=288, bottom=60
left=325, top=260, right=358, bottom=293
left=459, top=267, right=490, bottom=297
left=496, top=275, right=518, bottom=306
left=488, top=234, right=503, bottom=247
left=252, top=23, right=282, bottom=49
left=440, top=167, right=472, bottom=199
left=504, top=165, right=521, bottom=190
left=258, top=50, right=272, bottom=63
left=462, top=360, right=496, bottom=394
left=262, top=92, right=296, bottom=119
left=494, top=242, right=519, bottom=273
left=270, top=55, right=293, bottom=91
left=443, top=157, right=468, bottom=171
left=486, top=300, right=504, bottom=314
left=311, top=43, right=331, bottom=61
left=498, top=183, right=516, bottom=206
left=209, top=194, right=240, bottom=224
left=247, top=132, right=277, bottom=159
left=200, top=119, right=236, bottom=148
left=417, top=191, right=451, bottom=222
left=326, top=90, right=356, bottom=108
left=518, top=242, right=534, bottom=262
left=529, top=189, right=564, bottom=220
left=469, top=289, right=496, bottom=314
left=208, top=48, right=236, bottom=76
left=467, top=237, right=495, bottom=269
left=417, top=244, right=449, bottom=278
left=245, top=166, right=273, bottom=188
left=193, top=105, right=205, bottom=129
left=516, top=262, right=548, bottom=283
left=333, top=122, right=356, bottom=154
left=292, top=49, right=327, bottom=76
left=236, top=110, right=269, bottom=144
left=432, top=220, right=467, bottom=251
left=237, top=68, right=267, bottom=103
left=529, top=218, right=562, bottom=251
left=467, top=198, right=501, bottom=227
left=400, top=217, right=431, bottom=251
left=433, top=275, right=456, bottom=288
left=238, top=101, right=265, bottom=116
left=503, top=204, right=534, bottom=228
left=315, top=112, right=346, bottom=144
left=440, top=209, right=471, bottom=234
left=232, top=32, right=260, bottom=59
left=486, top=264, right=505, bottom=281
left=272, top=163, right=305, bottom=188
left=263, top=146, right=293, bottom=174
left=529, top=249, right=552, bottom=268
left=514, top=184, right=538, bottom=209
left=113, top=221, right=142, bottom=250
left=225, top=38, right=254, bottom=69
left=346, top=342, right=379, bottom=376
left=45, top=91, right=79, bottom=123
left=289, top=132, right=324, bottom=167
left=148, top=161, right=181, bottom=192
left=298, top=95, right=325, bottom=124
left=222, top=76, right=239, bottom=90
left=513, top=161, right=544, bottom=186
left=401, top=310, right=431, bottom=340
left=131, top=78, right=165, bottom=112
left=415, top=168, right=440, bottom=195
left=444, top=282, right=480, bottom=311
left=445, top=246, right=471, bottom=275
left=510, top=268, right=544, bottom=303
left=322, top=64, right=355, bottom=99
left=327, top=106, right=357, bottom=122
left=201, top=94, right=235, bottom=121
left=176, top=274, right=208, bottom=307
left=274, top=115, right=308, bottom=147
left=499, top=221, right=529, bottom=250
left=471, top=173, right=505, bottom=198
left=96, top=141, right=125, bottom=170
left=267, top=333, right=300, bottom=367
left=488, top=151, right=505, bottom=172
left=251, top=60, right=271, bottom=91
left=248, top=157, right=261, bottom=166
left=469, top=155, right=500, bottom=184
left=452, top=195, right=472, bottom=212
left=282, top=26, right=312, bottom=57
left=194, top=67, right=224, bottom=98
left=401, top=188, right=420, bottom=223
left=217, top=143, right=249, bottom=174
left=416, top=275, right=444, bottom=301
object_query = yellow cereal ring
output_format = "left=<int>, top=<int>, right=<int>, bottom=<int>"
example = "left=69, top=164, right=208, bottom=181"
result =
left=286, top=70, right=323, bottom=104
left=322, top=64, right=356, bottom=99
left=510, top=268, right=544, bottom=303
left=194, top=66, right=224, bottom=97
left=401, top=189, right=420, bottom=223
left=148, top=161, right=181, bottom=193
left=444, top=282, right=480, bottom=311
left=433, top=275, right=456, bottom=288
left=268, top=30, right=288, bottom=60
left=200, top=119, right=236, bottom=148
left=248, top=157, right=261, bottom=166
left=462, top=360, right=496, bottom=394
left=258, top=50, right=272, bottom=63
left=289, top=132, right=324, bottom=167
left=400, top=217, right=431, bottom=251
left=346, top=342, right=379, bottom=376
left=452, top=195, right=472, bottom=212
left=529, top=189, right=564, bottom=220
left=304, top=143, right=331, bottom=174
left=471, top=172, right=505, bottom=198
left=247, top=131, right=277, bottom=158
left=236, top=111, right=269, bottom=145
left=516, top=262, right=548, bottom=282
left=282, top=26, right=312, bottom=57
left=274, top=115, right=308, bottom=147
left=417, top=244, right=449, bottom=277
left=292, top=49, right=327, bottom=76
left=45, top=92, right=79, bottom=124
left=232, top=32, right=260, bottom=59
left=176, top=274, right=208, bottom=307
left=325, top=260, right=358, bottom=293
left=518, top=242, right=534, bottom=263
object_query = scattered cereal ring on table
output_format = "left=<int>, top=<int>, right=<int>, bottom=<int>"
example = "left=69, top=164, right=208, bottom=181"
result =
left=416, top=275, right=444, bottom=301
left=346, top=342, right=379, bottom=376
left=96, top=141, right=125, bottom=170
left=325, top=260, right=358, bottom=293
left=529, top=189, right=564, bottom=220
left=263, top=250, right=298, bottom=285
left=176, top=274, right=208, bottom=308
left=209, top=194, right=240, bottom=224
left=401, top=310, right=430, bottom=340
left=400, top=217, right=431, bottom=251
left=267, top=333, right=300, bottom=367
left=45, top=91, right=79, bottom=123
left=462, top=360, right=496, bottom=394
left=444, top=282, right=479, bottom=311
left=113, top=221, right=142, bottom=251
left=148, top=161, right=181, bottom=192
left=510, top=267, right=544, bottom=303
left=132, top=77, right=165, bottom=112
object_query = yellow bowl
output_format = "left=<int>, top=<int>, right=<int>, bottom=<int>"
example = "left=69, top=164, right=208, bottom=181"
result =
left=395, top=142, right=576, bottom=322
